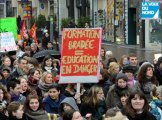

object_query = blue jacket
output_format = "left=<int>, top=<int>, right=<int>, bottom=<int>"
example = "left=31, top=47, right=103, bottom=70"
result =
left=43, top=94, right=66, bottom=114
left=149, top=99, right=162, bottom=120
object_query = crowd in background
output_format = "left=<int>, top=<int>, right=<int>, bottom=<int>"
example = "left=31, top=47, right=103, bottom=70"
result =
left=0, top=34, right=162, bottom=120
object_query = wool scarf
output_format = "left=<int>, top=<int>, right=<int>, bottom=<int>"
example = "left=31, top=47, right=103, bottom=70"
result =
left=25, top=109, right=48, bottom=120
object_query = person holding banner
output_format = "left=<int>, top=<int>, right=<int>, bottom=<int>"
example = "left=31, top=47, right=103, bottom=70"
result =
left=43, top=83, right=66, bottom=114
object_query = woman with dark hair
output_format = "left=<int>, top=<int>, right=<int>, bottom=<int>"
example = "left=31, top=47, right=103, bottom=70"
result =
left=41, top=56, right=53, bottom=72
left=122, top=90, right=156, bottom=120
left=0, top=84, right=11, bottom=120
left=80, top=85, right=106, bottom=120
left=28, top=68, right=41, bottom=91
left=24, top=93, right=49, bottom=120
left=7, top=101, right=24, bottom=120
left=52, top=59, right=60, bottom=74
left=135, top=62, right=159, bottom=102
left=41, top=56, right=57, bottom=77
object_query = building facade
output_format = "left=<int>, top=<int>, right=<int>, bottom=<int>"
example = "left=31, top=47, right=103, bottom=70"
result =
left=106, top=0, right=140, bottom=45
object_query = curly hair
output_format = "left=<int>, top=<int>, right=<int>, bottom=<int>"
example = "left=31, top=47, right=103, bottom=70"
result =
left=138, top=63, right=158, bottom=85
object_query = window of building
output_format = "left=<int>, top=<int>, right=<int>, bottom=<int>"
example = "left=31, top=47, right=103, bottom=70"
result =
left=50, top=0, right=54, bottom=15
left=0, top=4, right=5, bottom=18
left=6, top=1, right=13, bottom=17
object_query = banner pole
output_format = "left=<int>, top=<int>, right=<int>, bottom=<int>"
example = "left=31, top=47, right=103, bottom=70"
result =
left=76, top=83, right=80, bottom=93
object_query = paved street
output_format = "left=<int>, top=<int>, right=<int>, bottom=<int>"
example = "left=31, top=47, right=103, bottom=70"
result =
left=102, top=42, right=162, bottom=63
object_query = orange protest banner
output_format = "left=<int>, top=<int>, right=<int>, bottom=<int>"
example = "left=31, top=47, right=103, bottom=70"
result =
left=59, top=28, right=102, bottom=83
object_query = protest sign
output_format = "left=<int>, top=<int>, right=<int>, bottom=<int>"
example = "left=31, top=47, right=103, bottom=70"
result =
left=0, top=32, right=17, bottom=52
left=0, top=17, right=17, bottom=40
left=59, top=28, right=102, bottom=83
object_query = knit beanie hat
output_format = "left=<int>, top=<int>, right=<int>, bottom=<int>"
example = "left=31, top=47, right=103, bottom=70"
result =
left=122, top=65, right=135, bottom=74
left=116, top=73, right=128, bottom=82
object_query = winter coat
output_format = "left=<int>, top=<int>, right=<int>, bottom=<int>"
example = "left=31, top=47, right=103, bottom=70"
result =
left=154, top=66, right=162, bottom=85
left=11, top=67, right=26, bottom=78
left=106, top=84, right=132, bottom=109
left=42, top=36, right=50, bottom=49
left=134, top=81, right=157, bottom=102
left=80, top=100, right=106, bottom=120
left=36, top=80, right=53, bottom=99
left=124, top=111, right=156, bottom=120
left=43, top=94, right=66, bottom=114
left=10, top=94, right=26, bottom=105
left=149, top=98, right=162, bottom=120
left=0, top=112, right=8, bottom=120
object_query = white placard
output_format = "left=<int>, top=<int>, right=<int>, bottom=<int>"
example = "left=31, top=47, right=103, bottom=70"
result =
left=0, top=32, right=17, bottom=52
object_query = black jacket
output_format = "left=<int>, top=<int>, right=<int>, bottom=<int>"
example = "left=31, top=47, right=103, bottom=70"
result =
left=122, top=110, right=156, bottom=120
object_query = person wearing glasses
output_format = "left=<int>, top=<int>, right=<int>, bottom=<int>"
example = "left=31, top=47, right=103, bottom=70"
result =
left=80, top=85, right=106, bottom=120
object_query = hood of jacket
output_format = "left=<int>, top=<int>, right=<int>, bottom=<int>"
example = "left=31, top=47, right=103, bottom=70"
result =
left=59, top=97, right=79, bottom=114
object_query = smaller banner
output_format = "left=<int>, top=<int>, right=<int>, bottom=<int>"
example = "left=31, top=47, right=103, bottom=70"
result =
left=0, top=17, right=17, bottom=40
left=141, top=2, right=160, bottom=19
left=59, top=28, right=102, bottom=83
left=0, top=32, right=17, bottom=52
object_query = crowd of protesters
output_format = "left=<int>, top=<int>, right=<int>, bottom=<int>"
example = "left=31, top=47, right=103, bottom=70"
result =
left=0, top=32, right=162, bottom=120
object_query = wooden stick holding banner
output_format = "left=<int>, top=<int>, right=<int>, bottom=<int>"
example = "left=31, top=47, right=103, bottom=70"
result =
left=77, top=83, right=80, bottom=93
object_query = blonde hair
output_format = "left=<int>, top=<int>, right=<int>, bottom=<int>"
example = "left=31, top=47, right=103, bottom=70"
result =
left=108, top=62, right=119, bottom=74
left=84, top=85, right=103, bottom=106
left=41, top=72, right=53, bottom=83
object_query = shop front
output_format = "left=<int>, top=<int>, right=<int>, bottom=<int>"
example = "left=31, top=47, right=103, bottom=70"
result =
left=106, top=0, right=125, bottom=44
